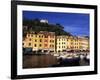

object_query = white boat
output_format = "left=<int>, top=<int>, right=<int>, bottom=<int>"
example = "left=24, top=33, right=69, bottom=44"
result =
left=80, top=55, right=85, bottom=59
left=86, top=54, right=90, bottom=59
left=59, top=55, right=66, bottom=59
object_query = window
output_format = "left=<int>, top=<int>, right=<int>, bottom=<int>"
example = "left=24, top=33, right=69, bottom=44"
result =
left=35, top=35, right=37, bottom=37
left=31, top=34, right=33, bottom=37
left=40, top=39, right=42, bottom=42
left=34, top=44, right=37, bottom=47
left=39, top=35, right=41, bottom=37
left=39, top=44, right=42, bottom=47
left=29, top=38, right=31, bottom=41
left=29, top=43, right=31, bottom=46
left=35, top=39, right=37, bottom=42
left=50, top=40, right=51, bottom=42
left=52, top=45, right=54, bottom=48
left=50, top=40, right=54, bottom=43
left=52, top=40, right=54, bottom=43
left=22, top=43, right=24, bottom=46
left=45, top=35, right=48, bottom=38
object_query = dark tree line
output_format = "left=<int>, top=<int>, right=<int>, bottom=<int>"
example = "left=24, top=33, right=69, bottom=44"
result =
left=23, top=18, right=72, bottom=37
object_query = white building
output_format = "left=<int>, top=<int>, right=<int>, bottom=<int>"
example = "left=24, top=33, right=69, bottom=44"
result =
left=40, top=19, right=48, bottom=23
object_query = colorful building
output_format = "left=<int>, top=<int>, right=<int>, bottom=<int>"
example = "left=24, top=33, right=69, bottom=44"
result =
left=23, top=31, right=90, bottom=53
left=66, top=36, right=81, bottom=51
left=78, top=36, right=90, bottom=51
left=23, top=31, right=55, bottom=53
left=56, top=36, right=67, bottom=52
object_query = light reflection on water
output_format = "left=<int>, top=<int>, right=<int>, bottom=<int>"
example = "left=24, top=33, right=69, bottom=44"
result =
left=23, top=54, right=89, bottom=68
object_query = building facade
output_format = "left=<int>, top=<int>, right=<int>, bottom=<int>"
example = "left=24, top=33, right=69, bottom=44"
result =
left=56, top=36, right=67, bottom=52
left=23, top=31, right=55, bottom=53
left=78, top=36, right=90, bottom=51
left=23, top=31, right=90, bottom=53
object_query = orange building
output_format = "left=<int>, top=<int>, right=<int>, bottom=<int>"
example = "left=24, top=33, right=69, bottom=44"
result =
left=23, top=31, right=55, bottom=53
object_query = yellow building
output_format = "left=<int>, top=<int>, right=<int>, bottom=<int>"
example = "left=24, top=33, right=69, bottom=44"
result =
left=56, top=36, right=67, bottom=52
left=38, top=31, right=55, bottom=52
left=23, top=31, right=89, bottom=53
left=56, top=36, right=82, bottom=52
left=48, top=32, right=55, bottom=52
left=23, top=31, right=55, bottom=53
left=66, top=36, right=80, bottom=51
left=23, top=33, right=33, bottom=48
left=66, top=36, right=73, bottom=51
left=73, top=37, right=81, bottom=51
left=78, top=36, right=89, bottom=51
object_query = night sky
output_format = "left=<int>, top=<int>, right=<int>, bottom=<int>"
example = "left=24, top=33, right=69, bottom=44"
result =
left=23, top=11, right=90, bottom=36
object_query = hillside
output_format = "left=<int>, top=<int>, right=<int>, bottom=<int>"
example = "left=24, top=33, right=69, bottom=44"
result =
left=23, top=19, right=72, bottom=36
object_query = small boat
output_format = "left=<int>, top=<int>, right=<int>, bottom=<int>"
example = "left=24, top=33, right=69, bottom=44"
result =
left=80, top=54, right=85, bottom=59
left=59, top=55, right=67, bottom=59
left=86, top=54, right=90, bottom=60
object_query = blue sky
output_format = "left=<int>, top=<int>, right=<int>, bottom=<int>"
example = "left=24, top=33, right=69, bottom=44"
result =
left=23, top=11, right=90, bottom=36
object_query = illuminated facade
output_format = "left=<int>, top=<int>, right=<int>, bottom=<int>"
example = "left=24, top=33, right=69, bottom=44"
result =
left=56, top=36, right=67, bottom=52
left=23, top=31, right=55, bottom=52
left=66, top=36, right=80, bottom=51
left=78, top=36, right=90, bottom=51
left=23, top=31, right=89, bottom=53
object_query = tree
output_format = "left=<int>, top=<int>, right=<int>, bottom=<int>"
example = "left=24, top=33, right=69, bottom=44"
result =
left=23, top=18, right=72, bottom=36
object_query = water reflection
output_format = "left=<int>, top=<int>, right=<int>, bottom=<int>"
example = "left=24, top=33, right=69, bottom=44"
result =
left=23, top=53, right=89, bottom=68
